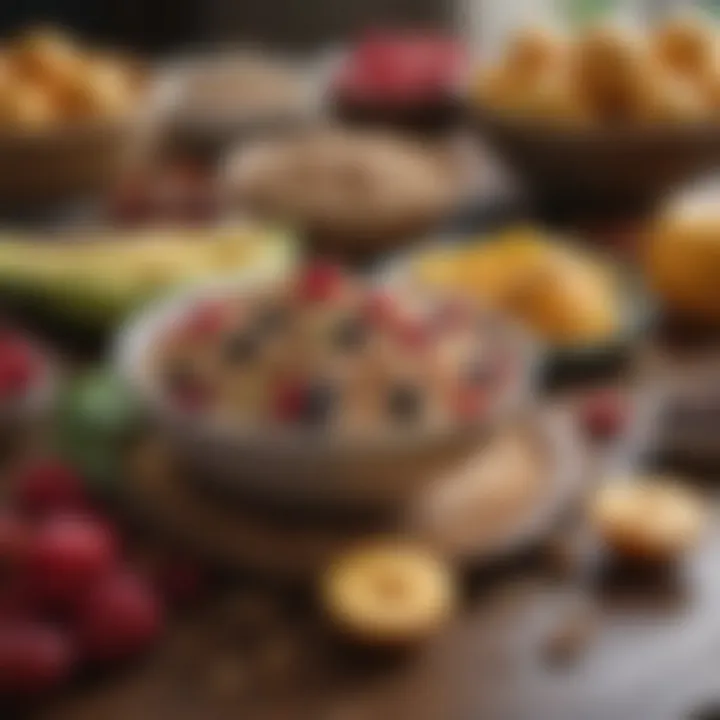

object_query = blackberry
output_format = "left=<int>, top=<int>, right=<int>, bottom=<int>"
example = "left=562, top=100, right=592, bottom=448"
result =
left=331, top=316, right=368, bottom=352
left=388, top=383, right=423, bottom=422
left=301, top=382, right=337, bottom=425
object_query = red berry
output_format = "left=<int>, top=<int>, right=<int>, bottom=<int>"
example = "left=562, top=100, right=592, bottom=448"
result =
left=395, top=319, right=431, bottom=350
left=0, top=578, right=41, bottom=621
left=580, top=390, right=630, bottom=440
left=181, top=300, right=227, bottom=339
left=432, top=298, right=472, bottom=331
left=455, top=387, right=490, bottom=422
left=27, top=514, right=119, bottom=606
left=363, top=291, right=395, bottom=326
left=296, top=262, right=344, bottom=303
left=0, top=512, right=30, bottom=569
left=77, top=570, right=164, bottom=662
left=13, top=459, right=88, bottom=517
left=0, top=622, right=74, bottom=695
left=271, top=380, right=305, bottom=423
left=0, top=338, right=38, bottom=399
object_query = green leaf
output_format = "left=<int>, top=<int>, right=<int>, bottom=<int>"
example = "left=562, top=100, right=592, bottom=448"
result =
left=54, top=369, right=146, bottom=500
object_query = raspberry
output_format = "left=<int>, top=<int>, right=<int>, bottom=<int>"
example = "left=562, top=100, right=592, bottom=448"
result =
left=580, top=390, right=630, bottom=440
left=181, top=300, right=228, bottom=339
left=396, top=319, right=431, bottom=350
left=296, top=262, right=344, bottom=303
left=455, top=387, right=490, bottom=422
left=363, top=291, right=395, bottom=326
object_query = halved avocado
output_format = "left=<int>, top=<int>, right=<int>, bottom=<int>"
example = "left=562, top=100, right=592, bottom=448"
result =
left=0, top=225, right=297, bottom=329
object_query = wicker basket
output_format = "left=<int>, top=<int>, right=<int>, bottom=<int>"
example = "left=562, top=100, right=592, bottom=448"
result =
left=0, top=114, right=152, bottom=207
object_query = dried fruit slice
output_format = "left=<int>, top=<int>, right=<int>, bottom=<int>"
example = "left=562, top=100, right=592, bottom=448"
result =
left=322, top=541, right=456, bottom=645
left=590, top=478, right=706, bottom=562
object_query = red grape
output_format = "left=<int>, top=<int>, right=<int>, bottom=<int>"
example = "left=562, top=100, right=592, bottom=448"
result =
left=13, top=459, right=88, bottom=517
left=26, top=514, right=119, bottom=606
left=0, top=622, right=74, bottom=695
left=0, top=578, right=40, bottom=621
left=0, top=511, right=30, bottom=568
left=77, top=570, right=164, bottom=662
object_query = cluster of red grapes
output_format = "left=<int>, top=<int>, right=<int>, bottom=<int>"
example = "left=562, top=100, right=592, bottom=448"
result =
left=0, top=458, right=202, bottom=698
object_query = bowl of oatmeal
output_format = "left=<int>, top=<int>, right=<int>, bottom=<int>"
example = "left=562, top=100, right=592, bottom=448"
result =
left=116, top=263, right=537, bottom=509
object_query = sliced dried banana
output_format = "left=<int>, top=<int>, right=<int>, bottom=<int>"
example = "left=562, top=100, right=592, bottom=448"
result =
left=590, top=478, right=706, bottom=562
left=321, top=541, right=456, bottom=646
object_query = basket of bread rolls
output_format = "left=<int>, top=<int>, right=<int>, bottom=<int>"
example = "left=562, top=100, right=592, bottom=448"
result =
left=470, top=17, right=720, bottom=211
left=0, top=27, right=151, bottom=206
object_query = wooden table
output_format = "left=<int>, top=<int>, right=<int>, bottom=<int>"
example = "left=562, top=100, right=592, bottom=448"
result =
left=5, top=147, right=717, bottom=720
left=34, top=521, right=720, bottom=720
left=10, top=343, right=712, bottom=720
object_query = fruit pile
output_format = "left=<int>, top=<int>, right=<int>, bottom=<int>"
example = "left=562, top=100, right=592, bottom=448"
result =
left=0, top=458, right=166, bottom=697
left=473, top=18, right=720, bottom=126
left=412, top=227, right=622, bottom=346
left=0, top=27, right=141, bottom=130
left=333, top=32, right=467, bottom=107
left=152, top=263, right=519, bottom=433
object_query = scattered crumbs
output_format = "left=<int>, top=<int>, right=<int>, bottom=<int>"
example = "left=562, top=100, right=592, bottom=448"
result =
left=205, top=654, right=250, bottom=701
left=214, top=590, right=282, bottom=640
left=253, top=632, right=298, bottom=683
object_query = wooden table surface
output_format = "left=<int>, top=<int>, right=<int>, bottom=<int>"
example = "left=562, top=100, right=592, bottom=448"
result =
left=4, top=147, right=718, bottom=720
left=8, top=342, right=712, bottom=720
left=34, top=518, right=720, bottom=720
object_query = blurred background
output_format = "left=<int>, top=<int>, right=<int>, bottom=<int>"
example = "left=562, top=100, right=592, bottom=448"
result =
left=2, top=0, right=720, bottom=718
left=0, top=1, right=708, bottom=54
